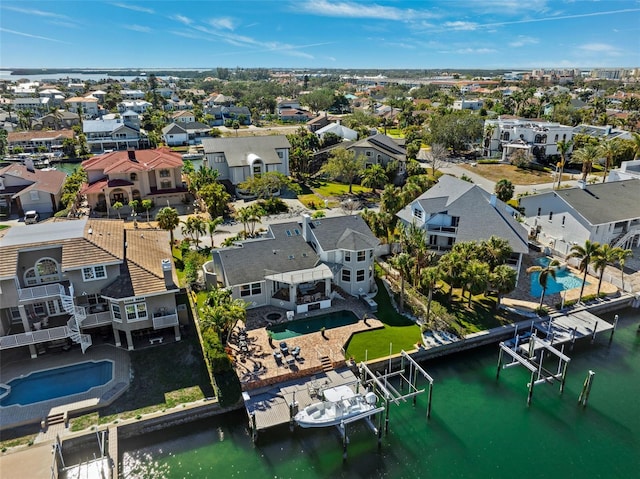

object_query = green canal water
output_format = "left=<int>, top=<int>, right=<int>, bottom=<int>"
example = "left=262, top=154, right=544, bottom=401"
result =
left=121, top=309, right=640, bottom=478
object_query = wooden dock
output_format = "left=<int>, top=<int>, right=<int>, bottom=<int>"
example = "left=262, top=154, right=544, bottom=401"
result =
left=243, top=368, right=359, bottom=435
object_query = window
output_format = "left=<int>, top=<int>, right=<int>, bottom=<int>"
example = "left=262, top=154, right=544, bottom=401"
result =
left=356, top=269, right=365, bottom=281
left=112, top=304, right=122, bottom=322
left=503, top=132, right=510, bottom=141
left=24, top=257, right=61, bottom=285
left=277, top=151, right=284, bottom=159
left=554, top=134, right=559, bottom=142
left=159, top=169, right=170, bottom=178
left=365, top=151, right=372, bottom=157
left=413, top=209, right=423, bottom=219
left=240, top=282, right=262, bottom=297
left=253, top=165, right=261, bottom=174
left=125, top=303, right=147, bottom=321
left=160, top=180, right=171, bottom=189
left=562, top=216, right=566, bottom=226
left=30, top=191, right=39, bottom=201
left=548, top=212, right=553, bottom=221
left=213, top=154, right=225, bottom=163
left=342, top=269, right=351, bottom=282
left=357, top=251, right=366, bottom=261
left=344, top=251, right=351, bottom=262
left=537, top=207, right=541, bottom=217
left=83, top=265, right=107, bottom=281
left=130, top=173, right=138, bottom=181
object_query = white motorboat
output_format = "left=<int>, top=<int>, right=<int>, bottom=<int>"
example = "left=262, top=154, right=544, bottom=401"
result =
left=294, top=385, right=378, bottom=428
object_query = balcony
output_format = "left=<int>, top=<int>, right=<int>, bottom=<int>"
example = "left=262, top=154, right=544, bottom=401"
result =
left=0, top=326, right=71, bottom=350
left=82, top=311, right=113, bottom=328
left=426, top=225, right=458, bottom=234
left=18, top=283, right=66, bottom=302
left=152, top=310, right=179, bottom=329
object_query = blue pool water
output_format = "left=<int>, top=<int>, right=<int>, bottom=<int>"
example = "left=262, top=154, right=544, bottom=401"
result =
left=267, top=310, right=360, bottom=340
left=530, top=256, right=587, bottom=297
left=0, top=360, right=113, bottom=407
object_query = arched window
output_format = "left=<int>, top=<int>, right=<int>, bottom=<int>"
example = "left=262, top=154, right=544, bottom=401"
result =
left=24, top=257, right=61, bottom=286
left=502, top=132, right=510, bottom=141
left=534, top=134, right=543, bottom=143
left=130, top=173, right=138, bottom=181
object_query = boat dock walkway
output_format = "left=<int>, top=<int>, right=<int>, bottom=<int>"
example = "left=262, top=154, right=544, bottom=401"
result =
left=243, top=368, right=359, bottom=435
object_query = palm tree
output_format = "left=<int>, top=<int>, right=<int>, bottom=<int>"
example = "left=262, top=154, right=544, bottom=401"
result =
left=17, top=109, right=34, bottom=130
left=616, top=248, right=633, bottom=291
left=480, top=236, right=513, bottom=271
left=361, top=164, right=387, bottom=193
left=141, top=199, right=153, bottom=223
left=463, top=260, right=490, bottom=307
left=591, top=244, right=623, bottom=296
left=181, top=216, right=206, bottom=249
left=569, top=240, right=602, bottom=303
left=555, top=139, right=573, bottom=189
left=438, top=251, right=464, bottom=302
left=236, top=204, right=264, bottom=237
left=156, top=206, right=180, bottom=245
left=598, top=141, right=619, bottom=183
left=631, top=132, right=640, bottom=160
left=392, top=252, right=413, bottom=313
left=527, top=258, right=560, bottom=309
left=572, top=144, right=600, bottom=182
left=207, top=216, right=224, bottom=248
left=490, top=264, right=517, bottom=309
left=484, top=124, right=496, bottom=157
left=420, top=266, right=440, bottom=324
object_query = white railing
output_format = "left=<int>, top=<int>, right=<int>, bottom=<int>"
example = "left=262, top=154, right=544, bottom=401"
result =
left=82, top=311, right=112, bottom=327
left=611, top=228, right=640, bottom=249
left=0, top=326, right=71, bottom=350
left=18, top=283, right=65, bottom=301
left=152, top=313, right=179, bottom=329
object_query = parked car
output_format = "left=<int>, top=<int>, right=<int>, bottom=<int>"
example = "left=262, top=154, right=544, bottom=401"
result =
left=24, top=210, right=39, bottom=224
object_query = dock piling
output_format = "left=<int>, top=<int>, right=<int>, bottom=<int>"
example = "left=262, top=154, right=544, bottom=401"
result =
left=591, top=321, right=598, bottom=344
left=609, top=315, right=618, bottom=345
left=578, top=370, right=595, bottom=407
left=496, top=347, right=503, bottom=380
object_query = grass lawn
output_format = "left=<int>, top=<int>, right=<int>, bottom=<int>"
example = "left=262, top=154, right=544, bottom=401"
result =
left=307, top=180, right=370, bottom=198
left=345, top=278, right=421, bottom=362
left=298, top=193, right=340, bottom=210
left=69, top=336, right=213, bottom=432
left=437, top=288, right=514, bottom=334
left=0, top=224, right=9, bottom=231
left=380, top=128, right=404, bottom=138
left=461, top=164, right=572, bottom=185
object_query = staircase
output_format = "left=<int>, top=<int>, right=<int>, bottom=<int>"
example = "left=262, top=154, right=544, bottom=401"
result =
left=319, top=356, right=333, bottom=372
left=46, top=411, right=66, bottom=427
left=610, top=229, right=640, bottom=249
left=61, top=285, right=92, bottom=353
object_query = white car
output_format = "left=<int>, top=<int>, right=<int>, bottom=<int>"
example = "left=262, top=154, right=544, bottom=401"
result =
left=24, top=210, right=39, bottom=224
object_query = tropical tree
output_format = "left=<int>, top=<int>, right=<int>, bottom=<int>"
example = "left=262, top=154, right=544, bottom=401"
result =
left=207, top=216, right=224, bottom=248
left=361, top=164, right=387, bottom=193
left=631, top=132, right=640, bottom=160
left=156, top=207, right=180, bottom=245
left=199, top=182, right=230, bottom=218
left=569, top=240, right=602, bottom=303
left=320, top=148, right=365, bottom=194
left=438, top=251, right=465, bottom=301
left=420, top=266, right=440, bottom=324
left=200, top=287, right=247, bottom=344
left=616, top=248, right=633, bottom=291
left=463, top=260, right=490, bottom=307
left=480, top=236, right=513, bottom=271
left=238, top=171, right=300, bottom=199
left=181, top=215, right=206, bottom=249
left=598, top=140, right=619, bottom=183
left=555, top=139, right=573, bottom=189
left=17, top=109, right=34, bottom=130
left=572, top=144, right=600, bottom=182
left=494, top=178, right=515, bottom=203
left=591, top=244, right=623, bottom=295
left=236, top=203, right=265, bottom=237
left=141, top=199, right=153, bottom=223
left=527, top=258, right=560, bottom=309
left=188, top=164, right=219, bottom=195
left=112, top=201, right=124, bottom=219
left=490, top=264, right=517, bottom=308
left=392, top=252, right=413, bottom=313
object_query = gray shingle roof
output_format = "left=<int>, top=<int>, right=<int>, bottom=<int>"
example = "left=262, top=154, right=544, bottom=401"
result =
left=397, top=175, right=529, bottom=254
left=554, top=179, right=640, bottom=225
left=309, top=215, right=379, bottom=251
left=214, top=221, right=317, bottom=285
left=200, top=136, right=290, bottom=167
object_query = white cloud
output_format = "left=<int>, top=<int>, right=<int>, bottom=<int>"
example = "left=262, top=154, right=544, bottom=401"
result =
left=208, top=17, right=236, bottom=30
left=454, top=48, right=497, bottom=54
left=172, top=15, right=193, bottom=26
left=124, top=25, right=152, bottom=34
left=578, top=43, right=622, bottom=56
left=509, top=35, right=539, bottom=47
left=444, top=21, right=477, bottom=31
left=0, top=27, right=70, bottom=44
left=111, top=3, right=155, bottom=14
left=3, top=6, right=71, bottom=20
left=298, top=0, right=438, bottom=21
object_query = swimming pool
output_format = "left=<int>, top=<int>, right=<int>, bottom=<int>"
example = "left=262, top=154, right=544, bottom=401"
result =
left=530, top=257, right=587, bottom=297
left=0, top=360, right=113, bottom=407
left=267, top=310, right=360, bottom=340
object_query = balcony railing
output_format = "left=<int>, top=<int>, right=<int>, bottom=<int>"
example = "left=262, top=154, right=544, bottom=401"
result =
left=426, top=225, right=458, bottom=234
left=82, top=311, right=113, bottom=328
left=0, top=326, right=71, bottom=350
left=18, top=283, right=66, bottom=302
left=152, top=313, right=179, bottom=329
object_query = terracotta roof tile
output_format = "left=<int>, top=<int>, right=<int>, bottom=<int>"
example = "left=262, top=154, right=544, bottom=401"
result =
left=81, top=148, right=183, bottom=175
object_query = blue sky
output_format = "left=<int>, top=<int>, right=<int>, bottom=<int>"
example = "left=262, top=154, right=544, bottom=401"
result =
left=1, top=1, right=639, bottom=69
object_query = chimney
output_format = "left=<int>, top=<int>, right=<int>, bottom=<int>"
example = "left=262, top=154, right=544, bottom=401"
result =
left=489, top=194, right=497, bottom=207
left=161, top=259, right=174, bottom=288
left=127, top=149, right=137, bottom=162
left=301, top=213, right=312, bottom=241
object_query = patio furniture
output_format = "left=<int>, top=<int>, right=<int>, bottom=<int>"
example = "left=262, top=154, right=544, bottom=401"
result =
left=291, top=346, right=301, bottom=357
left=149, top=337, right=163, bottom=345
left=279, top=341, right=289, bottom=355
left=286, top=357, right=296, bottom=367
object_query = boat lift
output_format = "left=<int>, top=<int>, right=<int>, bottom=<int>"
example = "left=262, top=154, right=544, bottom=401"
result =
left=496, top=331, right=571, bottom=406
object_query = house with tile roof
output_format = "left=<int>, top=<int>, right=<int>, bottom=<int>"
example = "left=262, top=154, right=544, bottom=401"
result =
left=64, top=96, right=99, bottom=118
left=210, top=214, right=379, bottom=312
left=80, top=148, right=187, bottom=211
left=519, top=179, right=640, bottom=255
left=200, top=136, right=291, bottom=188
left=7, top=129, right=74, bottom=154
left=0, top=218, right=181, bottom=357
left=33, top=110, right=80, bottom=130
left=397, top=175, right=528, bottom=281
left=0, top=163, right=66, bottom=217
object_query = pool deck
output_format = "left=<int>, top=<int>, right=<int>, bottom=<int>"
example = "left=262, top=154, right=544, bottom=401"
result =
left=0, top=345, right=130, bottom=431
left=232, top=297, right=383, bottom=391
